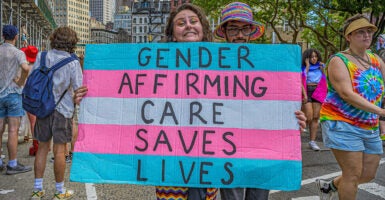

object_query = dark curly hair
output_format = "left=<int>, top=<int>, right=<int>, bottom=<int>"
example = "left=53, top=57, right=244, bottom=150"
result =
left=50, top=26, right=79, bottom=53
left=164, top=3, right=212, bottom=42
left=302, top=48, right=322, bottom=66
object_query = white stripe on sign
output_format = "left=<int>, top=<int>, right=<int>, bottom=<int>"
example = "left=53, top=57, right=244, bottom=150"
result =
left=86, top=183, right=97, bottom=200
left=359, top=182, right=385, bottom=198
left=80, top=97, right=300, bottom=130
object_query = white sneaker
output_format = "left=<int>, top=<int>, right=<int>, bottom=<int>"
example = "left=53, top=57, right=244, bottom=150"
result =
left=309, top=141, right=320, bottom=151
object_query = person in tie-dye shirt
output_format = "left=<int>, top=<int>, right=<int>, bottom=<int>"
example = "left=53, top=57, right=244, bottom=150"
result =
left=316, top=14, right=385, bottom=200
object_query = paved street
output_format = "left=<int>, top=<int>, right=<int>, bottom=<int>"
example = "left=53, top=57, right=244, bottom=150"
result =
left=1, top=124, right=384, bottom=199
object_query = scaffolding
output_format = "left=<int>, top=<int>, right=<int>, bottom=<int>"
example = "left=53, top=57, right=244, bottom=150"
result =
left=1, top=0, right=56, bottom=50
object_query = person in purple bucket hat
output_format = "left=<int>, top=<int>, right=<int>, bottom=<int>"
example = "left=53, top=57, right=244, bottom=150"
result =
left=214, top=2, right=305, bottom=200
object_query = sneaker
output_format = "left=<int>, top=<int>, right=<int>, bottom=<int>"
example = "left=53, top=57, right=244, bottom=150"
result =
left=309, top=141, right=320, bottom=151
left=316, top=179, right=338, bottom=200
left=66, top=154, right=72, bottom=163
left=53, top=189, right=74, bottom=200
left=6, top=162, right=32, bottom=175
left=31, top=190, right=45, bottom=199
left=50, top=155, right=71, bottom=163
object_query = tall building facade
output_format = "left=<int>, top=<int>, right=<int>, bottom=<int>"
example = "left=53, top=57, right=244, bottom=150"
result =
left=131, top=0, right=170, bottom=43
left=53, top=0, right=90, bottom=55
left=113, top=0, right=193, bottom=43
left=90, top=0, right=115, bottom=24
left=115, top=0, right=133, bottom=14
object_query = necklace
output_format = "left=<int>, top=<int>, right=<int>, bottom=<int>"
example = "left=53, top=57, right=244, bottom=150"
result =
left=345, top=49, right=372, bottom=68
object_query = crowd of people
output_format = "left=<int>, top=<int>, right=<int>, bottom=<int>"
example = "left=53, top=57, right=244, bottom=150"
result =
left=1, top=1, right=384, bottom=200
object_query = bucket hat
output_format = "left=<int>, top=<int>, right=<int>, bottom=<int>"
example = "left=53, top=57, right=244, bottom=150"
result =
left=214, top=2, right=265, bottom=41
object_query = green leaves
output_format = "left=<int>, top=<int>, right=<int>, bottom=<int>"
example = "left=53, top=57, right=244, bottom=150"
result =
left=192, top=0, right=384, bottom=58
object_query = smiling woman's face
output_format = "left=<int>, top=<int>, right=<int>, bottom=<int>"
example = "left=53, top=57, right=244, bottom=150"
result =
left=172, top=9, right=203, bottom=42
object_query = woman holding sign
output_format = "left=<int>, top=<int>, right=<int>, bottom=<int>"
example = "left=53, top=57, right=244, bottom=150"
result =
left=156, top=3, right=218, bottom=200
left=74, top=2, right=307, bottom=199
left=317, top=14, right=385, bottom=200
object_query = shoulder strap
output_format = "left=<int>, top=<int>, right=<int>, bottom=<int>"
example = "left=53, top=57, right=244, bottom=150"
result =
left=49, top=56, right=76, bottom=73
left=40, top=51, right=47, bottom=67
left=47, top=53, right=78, bottom=105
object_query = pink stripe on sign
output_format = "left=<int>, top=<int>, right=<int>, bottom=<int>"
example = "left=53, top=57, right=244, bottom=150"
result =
left=75, top=124, right=301, bottom=161
left=83, top=70, right=301, bottom=101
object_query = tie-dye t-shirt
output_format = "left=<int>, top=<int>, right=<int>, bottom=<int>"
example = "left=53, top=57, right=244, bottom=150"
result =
left=320, top=50, right=384, bottom=130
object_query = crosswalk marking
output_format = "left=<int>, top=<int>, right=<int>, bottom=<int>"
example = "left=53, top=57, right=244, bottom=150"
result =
left=86, top=183, right=97, bottom=200
left=271, top=158, right=385, bottom=195
left=292, top=196, right=318, bottom=200
left=359, top=182, right=385, bottom=198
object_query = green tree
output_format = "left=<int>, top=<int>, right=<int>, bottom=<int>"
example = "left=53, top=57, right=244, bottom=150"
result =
left=193, top=0, right=385, bottom=59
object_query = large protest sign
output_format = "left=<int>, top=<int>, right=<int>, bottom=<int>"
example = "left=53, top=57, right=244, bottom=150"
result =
left=70, top=42, right=302, bottom=191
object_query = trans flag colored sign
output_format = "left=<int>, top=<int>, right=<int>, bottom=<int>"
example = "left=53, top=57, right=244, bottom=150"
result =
left=70, top=42, right=302, bottom=191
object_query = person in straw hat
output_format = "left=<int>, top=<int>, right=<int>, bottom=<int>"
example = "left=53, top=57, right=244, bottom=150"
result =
left=214, top=2, right=306, bottom=200
left=316, top=14, right=385, bottom=200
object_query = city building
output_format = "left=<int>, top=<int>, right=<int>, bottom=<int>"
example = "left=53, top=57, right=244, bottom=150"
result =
left=53, top=0, right=90, bottom=55
left=114, top=10, right=132, bottom=41
left=90, top=17, right=118, bottom=43
left=115, top=0, right=133, bottom=14
left=90, top=0, right=115, bottom=25
left=91, top=28, right=118, bottom=44
left=113, top=0, right=193, bottom=43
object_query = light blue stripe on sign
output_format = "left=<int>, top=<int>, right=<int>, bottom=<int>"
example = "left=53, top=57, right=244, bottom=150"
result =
left=70, top=152, right=302, bottom=191
left=84, top=43, right=301, bottom=72
left=79, top=97, right=300, bottom=130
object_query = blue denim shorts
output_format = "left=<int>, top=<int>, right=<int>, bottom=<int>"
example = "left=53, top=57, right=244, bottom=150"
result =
left=0, top=93, right=25, bottom=118
left=321, top=120, right=383, bottom=155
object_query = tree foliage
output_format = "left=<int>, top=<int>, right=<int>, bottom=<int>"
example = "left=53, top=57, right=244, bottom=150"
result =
left=192, top=0, right=385, bottom=59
